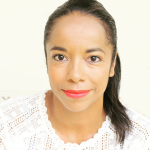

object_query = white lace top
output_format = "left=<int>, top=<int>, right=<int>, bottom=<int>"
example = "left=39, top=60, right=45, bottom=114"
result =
left=0, top=90, right=150, bottom=150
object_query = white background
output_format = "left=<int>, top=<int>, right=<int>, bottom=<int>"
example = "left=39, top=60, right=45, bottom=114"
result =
left=0, top=0, right=150, bottom=118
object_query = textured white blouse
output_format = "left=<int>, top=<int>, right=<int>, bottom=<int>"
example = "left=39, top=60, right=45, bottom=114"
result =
left=0, top=90, right=150, bottom=150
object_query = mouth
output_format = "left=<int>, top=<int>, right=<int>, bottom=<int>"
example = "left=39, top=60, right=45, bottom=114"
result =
left=62, top=90, right=90, bottom=99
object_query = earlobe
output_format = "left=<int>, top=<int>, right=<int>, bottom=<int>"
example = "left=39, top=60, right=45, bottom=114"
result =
left=109, top=53, right=117, bottom=77
left=109, top=68, right=115, bottom=77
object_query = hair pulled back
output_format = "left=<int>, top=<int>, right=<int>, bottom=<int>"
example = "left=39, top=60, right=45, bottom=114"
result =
left=44, top=0, right=132, bottom=145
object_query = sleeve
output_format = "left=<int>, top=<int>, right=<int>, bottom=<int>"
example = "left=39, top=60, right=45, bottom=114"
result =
left=0, top=111, right=6, bottom=150
left=0, top=107, right=15, bottom=150
left=0, top=108, right=17, bottom=150
left=0, top=138, right=5, bottom=150
left=139, top=115, right=150, bottom=150
left=124, top=106, right=150, bottom=150
left=145, top=133, right=150, bottom=150
left=143, top=116, right=150, bottom=149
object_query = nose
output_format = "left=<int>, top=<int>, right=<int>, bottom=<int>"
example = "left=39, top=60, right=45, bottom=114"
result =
left=66, top=59, right=86, bottom=83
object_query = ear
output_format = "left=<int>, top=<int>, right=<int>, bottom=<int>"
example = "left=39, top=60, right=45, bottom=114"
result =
left=109, top=53, right=118, bottom=77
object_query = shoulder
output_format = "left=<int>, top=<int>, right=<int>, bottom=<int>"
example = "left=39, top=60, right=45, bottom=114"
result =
left=124, top=105, right=150, bottom=149
left=0, top=91, right=48, bottom=149
left=125, top=106, right=150, bottom=131
left=0, top=91, right=47, bottom=134
left=0, top=93, right=43, bottom=117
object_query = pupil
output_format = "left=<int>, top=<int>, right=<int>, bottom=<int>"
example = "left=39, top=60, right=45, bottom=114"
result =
left=59, top=55, right=64, bottom=60
left=91, top=56, right=96, bottom=61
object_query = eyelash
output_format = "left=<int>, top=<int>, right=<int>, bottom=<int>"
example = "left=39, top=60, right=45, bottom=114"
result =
left=52, top=54, right=102, bottom=63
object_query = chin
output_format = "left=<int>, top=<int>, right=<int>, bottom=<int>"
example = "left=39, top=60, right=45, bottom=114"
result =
left=63, top=103, right=89, bottom=112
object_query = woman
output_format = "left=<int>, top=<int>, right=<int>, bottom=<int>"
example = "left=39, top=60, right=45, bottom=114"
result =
left=0, top=0, right=150, bottom=149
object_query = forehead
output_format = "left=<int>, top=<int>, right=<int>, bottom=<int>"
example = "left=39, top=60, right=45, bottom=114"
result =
left=48, top=11, right=111, bottom=51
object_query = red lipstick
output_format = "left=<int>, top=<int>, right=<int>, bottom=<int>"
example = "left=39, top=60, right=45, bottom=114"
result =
left=62, top=90, right=90, bottom=99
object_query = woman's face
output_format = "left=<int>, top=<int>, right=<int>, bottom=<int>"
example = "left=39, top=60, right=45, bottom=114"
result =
left=46, top=12, right=117, bottom=112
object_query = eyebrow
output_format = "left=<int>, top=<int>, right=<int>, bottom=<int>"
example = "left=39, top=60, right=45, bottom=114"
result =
left=50, top=46, right=106, bottom=54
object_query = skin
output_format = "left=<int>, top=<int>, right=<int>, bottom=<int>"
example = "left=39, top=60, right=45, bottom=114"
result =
left=45, top=11, right=117, bottom=145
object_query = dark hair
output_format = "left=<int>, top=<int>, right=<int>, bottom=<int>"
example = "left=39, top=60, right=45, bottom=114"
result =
left=44, top=0, right=132, bottom=145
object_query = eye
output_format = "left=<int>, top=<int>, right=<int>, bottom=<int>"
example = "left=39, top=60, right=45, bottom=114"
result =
left=53, top=54, right=68, bottom=61
left=86, top=56, right=101, bottom=63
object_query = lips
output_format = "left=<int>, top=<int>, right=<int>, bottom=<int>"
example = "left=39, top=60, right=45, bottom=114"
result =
left=62, top=90, right=90, bottom=99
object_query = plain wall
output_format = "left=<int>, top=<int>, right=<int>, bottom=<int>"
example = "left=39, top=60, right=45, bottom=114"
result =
left=0, top=0, right=150, bottom=118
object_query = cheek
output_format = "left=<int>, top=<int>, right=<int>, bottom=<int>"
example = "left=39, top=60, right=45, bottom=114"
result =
left=89, top=66, right=110, bottom=90
left=48, top=66, right=59, bottom=81
left=47, top=64, right=67, bottom=85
